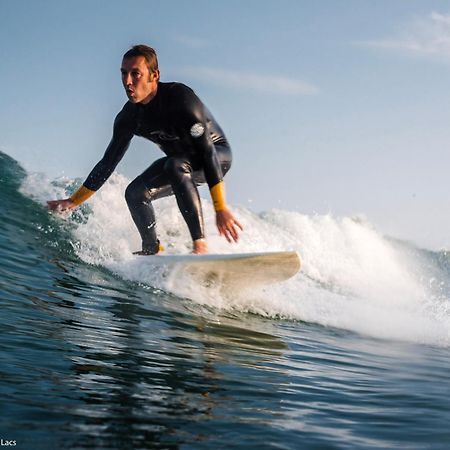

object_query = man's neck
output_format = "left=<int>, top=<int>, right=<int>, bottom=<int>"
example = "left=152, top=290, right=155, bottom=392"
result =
left=140, top=83, right=159, bottom=105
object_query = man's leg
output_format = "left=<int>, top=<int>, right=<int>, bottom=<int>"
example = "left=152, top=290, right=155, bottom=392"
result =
left=163, top=157, right=205, bottom=245
left=126, top=146, right=232, bottom=254
left=125, top=158, right=171, bottom=254
left=164, top=145, right=232, bottom=245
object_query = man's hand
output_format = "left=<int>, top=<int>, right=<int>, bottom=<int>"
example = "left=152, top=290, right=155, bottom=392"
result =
left=216, top=208, right=243, bottom=243
left=47, top=198, right=77, bottom=212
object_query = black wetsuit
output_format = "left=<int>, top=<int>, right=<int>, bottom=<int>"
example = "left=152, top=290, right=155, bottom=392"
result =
left=81, top=82, right=232, bottom=253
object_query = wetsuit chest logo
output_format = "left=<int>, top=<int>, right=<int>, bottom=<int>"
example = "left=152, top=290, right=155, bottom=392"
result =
left=190, top=122, right=205, bottom=138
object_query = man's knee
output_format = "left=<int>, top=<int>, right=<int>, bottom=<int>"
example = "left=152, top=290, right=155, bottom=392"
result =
left=125, top=179, right=147, bottom=206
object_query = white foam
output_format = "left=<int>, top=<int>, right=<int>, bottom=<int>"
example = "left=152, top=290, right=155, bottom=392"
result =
left=22, top=170, right=450, bottom=347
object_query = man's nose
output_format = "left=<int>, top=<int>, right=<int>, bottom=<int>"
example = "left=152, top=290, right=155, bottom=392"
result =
left=123, top=74, right=132, bottom=85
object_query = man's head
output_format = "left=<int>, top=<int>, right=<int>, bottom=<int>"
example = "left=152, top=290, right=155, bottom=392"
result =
left=121, top=45, right=160, bottom=104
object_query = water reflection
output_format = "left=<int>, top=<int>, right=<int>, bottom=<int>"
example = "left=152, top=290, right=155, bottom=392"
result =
left=38, top=268, right=289, bottom=448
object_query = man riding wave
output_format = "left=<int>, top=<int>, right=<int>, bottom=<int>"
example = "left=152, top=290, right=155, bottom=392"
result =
left=48, top=45, right=243, bottom=254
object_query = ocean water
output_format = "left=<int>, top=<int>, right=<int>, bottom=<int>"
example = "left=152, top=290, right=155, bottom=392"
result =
left=1, top=149, right=450, bottom=449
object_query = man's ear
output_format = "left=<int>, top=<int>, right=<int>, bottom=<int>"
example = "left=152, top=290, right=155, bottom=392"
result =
left=149, top=69, right=160, bottom=82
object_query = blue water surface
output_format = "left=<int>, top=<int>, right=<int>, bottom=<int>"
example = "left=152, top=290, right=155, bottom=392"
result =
left=1, top=151, right=449, bottom=450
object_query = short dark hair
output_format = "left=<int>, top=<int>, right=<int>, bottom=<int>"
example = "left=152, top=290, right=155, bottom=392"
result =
left=123, top=45, right=159, bottom=74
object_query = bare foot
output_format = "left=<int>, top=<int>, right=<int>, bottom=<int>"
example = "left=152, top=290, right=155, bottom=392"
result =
left=192, top=239, right=208, bottom=254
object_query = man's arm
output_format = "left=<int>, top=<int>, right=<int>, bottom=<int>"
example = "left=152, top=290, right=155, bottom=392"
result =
left=47, top=108, right=134, bottom=211
left=177, top=88, right=243, bottom=242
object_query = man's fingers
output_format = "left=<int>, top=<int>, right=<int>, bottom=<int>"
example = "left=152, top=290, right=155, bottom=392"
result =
left=223, top=223, right=239, bottom=243
left=229, top=224, right=239, bottom=242
left=220, top=227, right=231, bottom=242
left=47, top=199, right=75, bottom=213
left=217, top=213, right=243, bottom=244
left=218, top=226, right=230, bottom=242
left=47, top=201, right=61, bottom=211
left=235, top=219, right=244, bottom=231
left=219, top=224, right=232, bottom=243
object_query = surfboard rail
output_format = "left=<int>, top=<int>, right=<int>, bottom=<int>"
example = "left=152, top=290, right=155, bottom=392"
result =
left=135, top=251, right=301, bottom=288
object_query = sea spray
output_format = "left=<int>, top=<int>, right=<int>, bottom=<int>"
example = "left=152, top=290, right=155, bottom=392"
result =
left=20, top=169, right=450, bottom=346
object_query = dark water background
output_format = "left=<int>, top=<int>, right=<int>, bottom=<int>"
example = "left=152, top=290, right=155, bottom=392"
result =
left=1, top=151, right=450, bottom=449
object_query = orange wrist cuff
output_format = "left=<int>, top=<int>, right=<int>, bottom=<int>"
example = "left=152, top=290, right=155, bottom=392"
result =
left=70, top=185, right=95, bottom=206
left=210, top=181, right=226, bottom=212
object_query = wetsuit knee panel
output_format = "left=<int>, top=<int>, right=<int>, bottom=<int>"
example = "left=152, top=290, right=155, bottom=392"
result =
left=125, top=179, right=149, bottom=205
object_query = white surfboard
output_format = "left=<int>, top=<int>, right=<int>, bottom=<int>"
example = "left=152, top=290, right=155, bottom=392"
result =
left=136, top=251, right=301, bottom=289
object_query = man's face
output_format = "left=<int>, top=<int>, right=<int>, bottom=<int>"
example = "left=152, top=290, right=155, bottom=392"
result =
left=121, top=56, right=159, bottom=104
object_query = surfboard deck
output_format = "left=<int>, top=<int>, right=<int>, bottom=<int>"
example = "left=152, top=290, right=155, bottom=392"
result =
left=135, top=251, right=301, bottom=288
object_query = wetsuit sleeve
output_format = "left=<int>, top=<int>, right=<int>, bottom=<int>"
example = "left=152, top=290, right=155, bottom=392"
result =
left=210, top=181, right=226, bottom=211
left=71, top=107, right=134, bottom=204
left=174, top=86, right=224, bottom=188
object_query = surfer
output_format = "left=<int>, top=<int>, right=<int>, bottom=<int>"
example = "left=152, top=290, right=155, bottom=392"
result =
left=47, top=45, right=243, bottom=255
